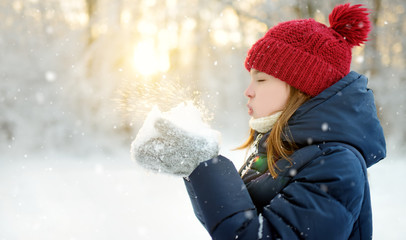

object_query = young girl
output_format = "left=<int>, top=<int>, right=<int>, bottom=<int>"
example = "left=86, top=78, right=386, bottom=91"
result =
left=132, top=3, right=386, bottom=239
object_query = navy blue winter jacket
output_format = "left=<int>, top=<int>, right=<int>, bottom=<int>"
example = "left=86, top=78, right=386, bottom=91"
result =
left=184, top=72, right=386, bottom=239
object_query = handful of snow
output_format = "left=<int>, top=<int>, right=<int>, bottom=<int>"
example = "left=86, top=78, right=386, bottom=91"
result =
left=130, top=102, right=221, bottom=176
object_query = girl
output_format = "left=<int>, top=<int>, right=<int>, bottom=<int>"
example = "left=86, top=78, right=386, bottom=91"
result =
left=131, top=3, right=386, bottom=239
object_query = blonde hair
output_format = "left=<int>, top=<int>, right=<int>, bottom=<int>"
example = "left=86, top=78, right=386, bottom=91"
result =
left=238, top=86, right=311, bottom=178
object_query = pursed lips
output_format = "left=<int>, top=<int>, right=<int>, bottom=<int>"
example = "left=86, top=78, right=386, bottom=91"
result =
left=247, top=104, right=253, bottom=115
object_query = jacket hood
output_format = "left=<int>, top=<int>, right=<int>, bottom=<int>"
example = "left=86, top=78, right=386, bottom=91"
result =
left=287, top=71, right=386, bottom=167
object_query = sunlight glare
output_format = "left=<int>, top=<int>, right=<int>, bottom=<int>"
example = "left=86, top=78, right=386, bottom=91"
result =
left=60, top=1, right=89, bottom=27
left=12, top=1, right=22, bottom=13
left=137, top=20, right=158, bottom=35
left=211, top=7, right=241, bottom=46
left=133, top=40, right=170, bottom=76
left=121, top=10, right=132, bottom=24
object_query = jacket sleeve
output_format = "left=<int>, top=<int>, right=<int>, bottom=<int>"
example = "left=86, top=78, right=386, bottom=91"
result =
left=184, top=147, right=366, bottom=240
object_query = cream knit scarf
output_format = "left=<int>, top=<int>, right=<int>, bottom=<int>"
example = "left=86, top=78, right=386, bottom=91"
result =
left=249, top=111, right=282, bottom=133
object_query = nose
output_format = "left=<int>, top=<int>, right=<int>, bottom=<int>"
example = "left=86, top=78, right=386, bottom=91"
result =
left=244, top=83, right=254, bottom=98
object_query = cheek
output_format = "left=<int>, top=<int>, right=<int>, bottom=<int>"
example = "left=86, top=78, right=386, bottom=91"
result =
left=270, top=82, right=290, bottom=106
left=274, top=88, right=290, bottom=108
left=268, top=93, right=286, bottom=110
left=260, top=87, right=289, bottom=113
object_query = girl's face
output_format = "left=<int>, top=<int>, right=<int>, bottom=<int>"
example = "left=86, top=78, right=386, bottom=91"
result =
left=245, top=69, right=290, bottom=119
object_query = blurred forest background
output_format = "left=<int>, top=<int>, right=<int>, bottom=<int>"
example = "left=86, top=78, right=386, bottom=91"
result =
left=1, top=0, right=405, bottom=157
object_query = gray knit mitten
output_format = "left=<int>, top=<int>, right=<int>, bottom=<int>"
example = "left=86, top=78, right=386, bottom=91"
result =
left=131, top=106, right=220, bottom=177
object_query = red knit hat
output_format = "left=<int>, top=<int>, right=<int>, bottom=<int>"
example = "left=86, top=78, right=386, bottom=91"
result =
left=245, top=3, right=371, bottom=96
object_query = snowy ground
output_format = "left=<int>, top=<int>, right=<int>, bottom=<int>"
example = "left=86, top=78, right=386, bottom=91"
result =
left=0, top=147, right=405, bottom=240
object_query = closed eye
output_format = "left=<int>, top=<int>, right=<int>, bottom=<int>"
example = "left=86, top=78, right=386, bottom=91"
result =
left=257, top=79, right=266, bottom=82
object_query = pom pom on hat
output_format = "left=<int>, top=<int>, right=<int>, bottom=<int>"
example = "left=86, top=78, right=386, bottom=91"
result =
left=245, top=3, right=372, bottom=97
left=329, top=3, right=371, bottom=47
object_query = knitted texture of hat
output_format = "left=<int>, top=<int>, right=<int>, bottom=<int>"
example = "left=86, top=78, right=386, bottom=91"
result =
left=245, top=3, right=371, bottom=96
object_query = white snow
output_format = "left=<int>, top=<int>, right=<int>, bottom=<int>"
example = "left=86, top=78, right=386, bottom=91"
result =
left=368, top=157, right=406, bottom=240
left=161, top=101, right=221, bottom=146
left=131, top=102, right=221, bottom=153
left=130, top=105, right=161, bottom=152
left=45, top=71, right=57, bottom=82
left=321, top=122, right=329, bottom=132
left=0, top=150, right=210, bottom=240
